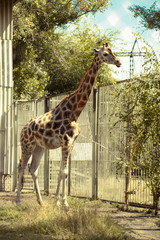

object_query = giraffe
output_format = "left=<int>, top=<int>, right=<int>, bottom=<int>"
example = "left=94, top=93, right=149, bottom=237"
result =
left=16, top=43, right=121, bottom=206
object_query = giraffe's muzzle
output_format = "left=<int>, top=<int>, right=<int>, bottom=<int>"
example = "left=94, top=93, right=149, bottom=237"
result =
left=116, top=60, right=122, bottom=67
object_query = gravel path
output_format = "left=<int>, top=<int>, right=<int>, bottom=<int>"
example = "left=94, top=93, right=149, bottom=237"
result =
left=110, top=207, right=160, bottom=240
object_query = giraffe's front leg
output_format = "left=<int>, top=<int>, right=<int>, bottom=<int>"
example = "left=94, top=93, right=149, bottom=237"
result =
left=62, top=166, right=69, bottom=207
left=61, top=133, right=80, bottom=206
left=61, top=146, right=70, bottom=207
left=55, top=167, right=63, bottom=206
left=55, top=123, right=80, bottom=207
left=55, top=147, right=69, bottom=207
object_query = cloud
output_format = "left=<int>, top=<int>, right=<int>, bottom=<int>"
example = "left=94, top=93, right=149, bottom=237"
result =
left=151, top=31, right=160, bottom=43
left=121, top=27, right=134, bottom=42
left=107, top=12, right=120, bottom=26
left=122, top=0, right=132, bottom=13
left=157, top=2, right=160, bottom=8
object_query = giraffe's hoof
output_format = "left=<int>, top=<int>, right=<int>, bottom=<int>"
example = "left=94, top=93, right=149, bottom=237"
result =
left=38, top=200, right=43, bottom=206
left=54, top=196, right=61, bottom=207
left=16, top=199, right=21, bottom=205
left=63, top=199, right=69, bottom=208
left=56, top=200, right=61, bottom=207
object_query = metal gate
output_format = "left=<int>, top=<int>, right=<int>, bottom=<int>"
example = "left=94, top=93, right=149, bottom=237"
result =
left=97, top=84, right=152, bottom=205
left=97, top=85, right=126, bottom=202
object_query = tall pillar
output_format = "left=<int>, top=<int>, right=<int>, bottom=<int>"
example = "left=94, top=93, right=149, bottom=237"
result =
left=0, top=0, right=13, bottom=190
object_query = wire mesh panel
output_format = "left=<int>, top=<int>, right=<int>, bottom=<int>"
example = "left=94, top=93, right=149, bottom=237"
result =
left=97, top=85, right=126, bottom=202
left=70, top=96, right=93, bottom=198
left=97, top=84, right=152, bottom=205
left=48, top=95, right=66, bottom=193
left=36, top=99, right=45, bottom=190
left=48, top=94, right=93, bottom=198
left=129, top=170, right=152, bottom=205
left=16, top=101, right=36, bottom=190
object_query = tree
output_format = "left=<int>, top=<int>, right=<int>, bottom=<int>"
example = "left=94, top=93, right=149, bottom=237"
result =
left=128, top=2, right=160, bottom=213
left=13, top=0, right=114, bottom=99
left=114, top=36, right=160, bottom=214
left=129, top=1, right=160, bottom=30
left=45, top=23, right=120, bottom=96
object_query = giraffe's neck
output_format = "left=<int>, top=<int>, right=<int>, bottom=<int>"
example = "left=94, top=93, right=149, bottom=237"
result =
left=68, top=55, right=102, bottom=120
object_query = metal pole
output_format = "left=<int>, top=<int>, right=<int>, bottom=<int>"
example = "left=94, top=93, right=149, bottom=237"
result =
left=96, top=87, right=100, bottom=199
left=92, top=88, right=98, bottom=199
left=44, top=97, right=49, bottom=195
left=68, top=155, right=71, bottom=196
left=130, top=54, right=134, bottom=79
left=12, top=102, right=17, bottom=191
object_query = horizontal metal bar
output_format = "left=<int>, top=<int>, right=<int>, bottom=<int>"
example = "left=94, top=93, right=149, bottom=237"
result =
left=115, top=52, right=146, bottom=57
left=0, top=85, right=13, bottom=88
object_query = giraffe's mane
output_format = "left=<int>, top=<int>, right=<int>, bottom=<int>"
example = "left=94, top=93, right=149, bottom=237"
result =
left=59, top=55, right=96, bottom=104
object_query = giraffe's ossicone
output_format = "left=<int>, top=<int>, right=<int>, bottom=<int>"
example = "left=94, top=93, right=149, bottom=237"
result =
left=16, top=43, right=121, bottom=206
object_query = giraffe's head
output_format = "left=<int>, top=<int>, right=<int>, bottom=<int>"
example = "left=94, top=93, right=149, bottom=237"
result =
left=93, top=42, right=121, bottom=67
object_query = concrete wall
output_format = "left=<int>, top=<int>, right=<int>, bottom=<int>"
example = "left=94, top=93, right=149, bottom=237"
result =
left=0, top=0, right=13, bottom=190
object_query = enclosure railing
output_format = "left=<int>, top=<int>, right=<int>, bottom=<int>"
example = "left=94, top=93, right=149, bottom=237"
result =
left=12, top=82, right=153, bottom=207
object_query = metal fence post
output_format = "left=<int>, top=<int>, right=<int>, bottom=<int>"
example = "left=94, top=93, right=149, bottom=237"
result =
left=68, top=155, right=71, bottom=196
left=44, top=97, right=49, bottom=195
left=92, top=88, right=99, bottom=199
left=12, top=102, right=18, bottom=191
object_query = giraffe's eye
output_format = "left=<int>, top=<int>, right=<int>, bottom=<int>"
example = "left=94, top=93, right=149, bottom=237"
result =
left=103, top=53, right=108, bottom=56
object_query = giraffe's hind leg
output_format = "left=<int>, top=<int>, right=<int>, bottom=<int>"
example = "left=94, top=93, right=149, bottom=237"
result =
left=29, top=145, right=44, bottom=205
left=16, top=153, right=31, bottom=205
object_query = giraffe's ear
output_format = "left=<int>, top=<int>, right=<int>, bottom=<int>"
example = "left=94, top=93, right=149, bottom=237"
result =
left=92, top=49, right=99, bottom=55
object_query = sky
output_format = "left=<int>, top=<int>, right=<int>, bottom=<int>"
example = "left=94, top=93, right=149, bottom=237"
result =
left=94, top=0, right=160, bottom=50
left=89, top=0, right=160, bottom=79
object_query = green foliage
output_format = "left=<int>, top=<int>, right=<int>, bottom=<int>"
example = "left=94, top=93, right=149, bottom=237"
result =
left=46, top=23, right=120, bottom=95
left=114, top=36, right=160, bottom=214
left=0, top=206, right=22, bottom=221
left=13, top=0, right=119, bottom=100
left=129, top=1, right=160, bottom=30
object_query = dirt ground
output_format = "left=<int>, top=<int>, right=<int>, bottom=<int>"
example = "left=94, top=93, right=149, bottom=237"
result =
left=0, top=192, right=159, bottom=240
left=106, top=205, right=160, bottom=240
